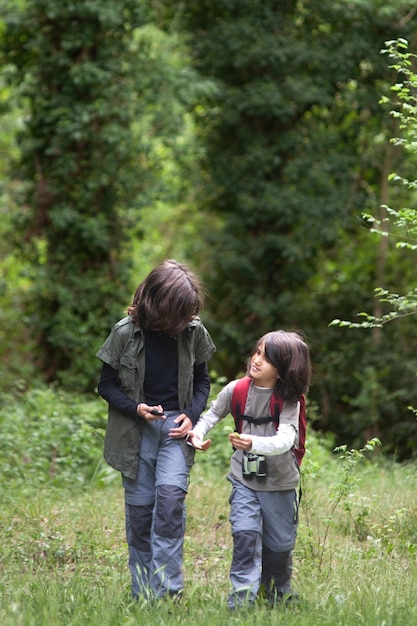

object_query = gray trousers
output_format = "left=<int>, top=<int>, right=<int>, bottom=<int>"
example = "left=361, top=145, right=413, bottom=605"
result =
left=122, top=412, right=191, bottom=598
left=228, top=475, right=299, bottom=601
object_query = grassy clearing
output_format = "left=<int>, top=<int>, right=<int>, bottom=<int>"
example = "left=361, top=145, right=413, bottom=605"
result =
left=0, top=389, right=416, bottom=624
left=1, top=447, right=417, bottom=626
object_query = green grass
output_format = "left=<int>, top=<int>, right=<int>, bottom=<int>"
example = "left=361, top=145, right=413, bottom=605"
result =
left=1, top=457, right=417, bottom=625
left=1, top=388, right=416, bottom=624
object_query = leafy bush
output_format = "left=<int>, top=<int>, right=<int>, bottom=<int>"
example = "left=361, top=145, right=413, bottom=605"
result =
left=0, top=386, right=108, bottom=489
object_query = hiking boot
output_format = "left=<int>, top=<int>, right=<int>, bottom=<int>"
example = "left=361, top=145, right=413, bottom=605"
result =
left=266, top=588, right=300, bottom=607
left=227, top=590, right=256, bottom=611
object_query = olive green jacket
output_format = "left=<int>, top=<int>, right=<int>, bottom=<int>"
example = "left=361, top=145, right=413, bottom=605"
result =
left=96, top=316, right=216, bottom=479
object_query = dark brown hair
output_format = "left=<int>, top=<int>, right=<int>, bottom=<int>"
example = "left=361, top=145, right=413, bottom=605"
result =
left=128, top=259, right=204, bottom=336
left=247, top=330, right=311, bottom=402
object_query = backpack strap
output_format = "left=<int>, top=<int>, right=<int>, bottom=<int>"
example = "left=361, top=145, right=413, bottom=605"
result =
left=231, top=377, right=252, bottom=433
left=294, top=394, right=306, bottom=467
left=231, top=376, right=279, bottom=431
left=231, top=376, right=306, bottom=467
left=269, top=394, right=282, bottom=429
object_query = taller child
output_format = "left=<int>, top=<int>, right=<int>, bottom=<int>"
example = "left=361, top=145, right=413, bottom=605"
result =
left=96, top=259, right=216, bottom=600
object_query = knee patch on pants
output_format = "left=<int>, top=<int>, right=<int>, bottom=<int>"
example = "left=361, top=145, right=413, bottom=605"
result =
left=232, top=530, right=258, bottom=570
left=262, top=548, right=293, bottom=590
left=154, top=484, right=186, bottom=538
left=127, top=503, right=153, bottom=551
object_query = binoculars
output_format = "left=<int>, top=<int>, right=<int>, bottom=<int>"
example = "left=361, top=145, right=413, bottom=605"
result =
left=242, top=452, right=267, bottom=478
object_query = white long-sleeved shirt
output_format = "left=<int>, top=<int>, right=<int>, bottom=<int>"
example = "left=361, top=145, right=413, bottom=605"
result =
left=193, top=378, right=301, bottom=491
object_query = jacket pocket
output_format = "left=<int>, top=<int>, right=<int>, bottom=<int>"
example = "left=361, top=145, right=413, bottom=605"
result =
left=118, top=355, right=136, bottom=394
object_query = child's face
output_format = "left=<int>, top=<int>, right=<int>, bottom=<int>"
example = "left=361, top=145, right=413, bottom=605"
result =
left=249, top=340, right=279, bottom=388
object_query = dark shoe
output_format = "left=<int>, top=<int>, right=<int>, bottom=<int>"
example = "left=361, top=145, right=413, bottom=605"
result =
left=166, top=590, right=183, bottom=604
left=227, top=589, right=256, bottom=611
left=267, top=588, right=300, bottom=607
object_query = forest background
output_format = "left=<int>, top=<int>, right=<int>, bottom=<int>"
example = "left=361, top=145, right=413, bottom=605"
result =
left=2, top=2, right=417, bottom=625
left=1, top=0, right=417, bottom=459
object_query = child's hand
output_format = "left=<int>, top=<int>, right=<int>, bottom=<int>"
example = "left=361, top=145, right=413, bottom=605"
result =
left=138, top=403, right=166, bottom=421
left=169, top=414, right=193, bottom=438
left=229, top=432, right=252, bottom=451
left=186, top=431, right=212, bottom=451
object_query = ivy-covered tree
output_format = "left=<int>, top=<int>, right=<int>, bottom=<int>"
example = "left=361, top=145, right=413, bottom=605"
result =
left=159, top=0, right=416, bottom=367
left=3, top=0, right=145, bottom=390
left=158, top=0, right=417, bottom=457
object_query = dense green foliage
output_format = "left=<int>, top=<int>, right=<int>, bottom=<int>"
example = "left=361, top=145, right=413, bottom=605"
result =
left=1, top=2, right=417, bottom=456
left=158, top=0, right=414, bottom=361
left=333, top=39, right=417, bottom=329
left=2, top=0, right=146, bottom=390
left=157, top=0, right=417, bottom=458
left=0, top=387, right=108, bottom=489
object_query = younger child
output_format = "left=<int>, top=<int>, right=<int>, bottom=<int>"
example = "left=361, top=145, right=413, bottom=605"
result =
left=96, top=259, right=216, bottom=600
left=188, top=330, right=311, bottom=610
